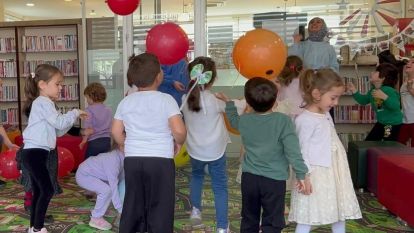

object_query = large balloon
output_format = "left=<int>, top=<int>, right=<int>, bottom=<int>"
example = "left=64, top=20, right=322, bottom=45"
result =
left=57, top=147, right=75, bottom=178
left=146, top=22, right=189, bottom=65
left=233, top=29, right=287, bottom=80
left=107, top=0, right=140, bottom=16
left=0, top=149, right=19, bottom=180
left=174, top=144, right=190, bottom=168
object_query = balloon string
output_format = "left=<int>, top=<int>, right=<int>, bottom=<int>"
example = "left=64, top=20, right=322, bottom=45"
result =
left=231, top=64, right=241, bottom=89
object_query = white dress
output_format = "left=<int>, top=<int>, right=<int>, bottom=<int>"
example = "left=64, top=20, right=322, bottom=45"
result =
left=288, top=125, right=362, bottom=225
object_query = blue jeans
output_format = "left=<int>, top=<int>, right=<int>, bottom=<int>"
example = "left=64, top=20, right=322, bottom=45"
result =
left=190, top=155, right=228, bottom=229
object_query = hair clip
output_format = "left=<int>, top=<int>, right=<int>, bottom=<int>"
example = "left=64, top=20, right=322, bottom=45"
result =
left=289, top=65, right=296, bottom=72
left=30, top=72, right=35, bottom=79
left=313, top=69, right=318, bottom=74
left=190, top=64, right=212, bottom=85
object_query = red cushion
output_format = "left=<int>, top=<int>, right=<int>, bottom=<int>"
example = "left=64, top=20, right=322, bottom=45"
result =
left=378, top=155, right=414, bottom=226
left=15, top=135, right=86, bottom=169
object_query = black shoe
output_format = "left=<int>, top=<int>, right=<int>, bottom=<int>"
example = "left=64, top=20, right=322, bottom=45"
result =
left=44, top=215, right=54, bottom=223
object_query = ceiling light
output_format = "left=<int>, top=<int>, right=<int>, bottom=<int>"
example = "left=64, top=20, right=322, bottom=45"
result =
left=64, top=0, right=72, bottom=1
left=90, top=10, right=96, bottom=16
left=26, top=3, right=35, bottom=7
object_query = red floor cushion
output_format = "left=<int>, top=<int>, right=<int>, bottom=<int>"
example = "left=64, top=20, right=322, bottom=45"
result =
left=378, top=155, right=414, bottom=226
left=15, top=135, right=86, bottom=170
left=367, top=147, right=414, bottom=195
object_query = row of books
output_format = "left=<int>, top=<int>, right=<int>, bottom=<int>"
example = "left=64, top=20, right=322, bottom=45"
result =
left=337, top=132, right=368, bottom=151
left=333, top=105, right=376, bottom=123
left=0, top=60, right=17, bottom=77
left=0, top=108, right=19, bottom=125
left=23, top=59, right=78, bottom=76
left=0, top=38, right=16, bottom=53
left=0, top=85, right=18, bottom=101
left=343, top=76, right=370, bottom=95
left=22, top=35, right=77, bottom=52
left=58, top=84, right=79, bottom=101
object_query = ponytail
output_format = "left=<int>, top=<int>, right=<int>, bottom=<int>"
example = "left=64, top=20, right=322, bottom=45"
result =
left=187, top=79, right=201, bottom=112
left=279, top=55, right=303, bottom=86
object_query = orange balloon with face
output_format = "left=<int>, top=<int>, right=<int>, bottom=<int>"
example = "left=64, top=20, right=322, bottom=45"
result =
left=233, top=29, right=287, bottom=80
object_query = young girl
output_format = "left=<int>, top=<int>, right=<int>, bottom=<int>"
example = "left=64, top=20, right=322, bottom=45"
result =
left=75, top=146, right=124, bottom=231
left=79, top=82, right=112, bottom=158
left=398, top=58, right=414, bottom=147
left=274, top=55, right=304, bottom=118
left=348, top=63, right=403, bottom=141
left=289, top=69, right=361, bottom=233
left=21, top=64, right=87, bottom=233
left=181, top=57, right=229, bottom=232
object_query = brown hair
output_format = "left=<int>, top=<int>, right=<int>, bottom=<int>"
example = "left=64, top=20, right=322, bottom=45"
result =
left=245, top=77, right=277, bottom=112
left=187, top=57, right=217, bottom=112
left=278, top=55, right=303, bottom=86
left=23, top=64, right=63, bottom=117
left=84, top=82, right=107, bottom=103
left=376, top=63, right=399, bottom=88
left=300, top=69, right=344, bottom=107
left=127, top=53, right=161, bottom=88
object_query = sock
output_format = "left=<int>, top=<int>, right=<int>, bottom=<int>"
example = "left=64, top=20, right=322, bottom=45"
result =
left=33, top=228, right=40, bottom=232
left=331, top=221, right=346, bottom=233
left=295, top=223, right=311, bottom=233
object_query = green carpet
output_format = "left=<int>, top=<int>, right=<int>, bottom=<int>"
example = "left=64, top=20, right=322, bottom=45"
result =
left=0, top=158, right=413, bottom=232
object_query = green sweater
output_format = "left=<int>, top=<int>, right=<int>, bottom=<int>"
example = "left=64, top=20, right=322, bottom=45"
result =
left=352, top=86, right=402, bottom=125
left=225, top=101, right=308, bottom=181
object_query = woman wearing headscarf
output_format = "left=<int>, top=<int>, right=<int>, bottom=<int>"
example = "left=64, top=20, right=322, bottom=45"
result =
left=288, top=17, right=339, bottom=73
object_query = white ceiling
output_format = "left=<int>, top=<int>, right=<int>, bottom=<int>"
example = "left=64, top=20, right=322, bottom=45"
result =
left=3, top=0, right=387, bottom=20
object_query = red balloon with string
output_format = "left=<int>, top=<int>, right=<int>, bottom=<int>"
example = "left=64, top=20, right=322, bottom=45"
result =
left=0, top=149, right=20, bottom=180
left=57, top=147, right=75, bottom=178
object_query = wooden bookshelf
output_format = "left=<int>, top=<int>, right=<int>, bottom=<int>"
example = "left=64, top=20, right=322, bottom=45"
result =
left=0, top=19, right=84, bottom=130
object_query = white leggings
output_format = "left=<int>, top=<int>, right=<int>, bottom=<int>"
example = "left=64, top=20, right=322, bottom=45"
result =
left=295, top=221, right=345, bottom=233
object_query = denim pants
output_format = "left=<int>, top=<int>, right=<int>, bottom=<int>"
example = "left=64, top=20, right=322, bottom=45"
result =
left=190, top=155, right=228, bottom=229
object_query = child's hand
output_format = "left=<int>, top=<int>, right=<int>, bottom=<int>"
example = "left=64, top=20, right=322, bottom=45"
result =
left=372, top=89, right=388, bottom=100
left=82, top=128, right=94, bottom=136
left=174, top=142, right=182, bottom=155
left=346, top=82, right=356, bottom=94
left=296, top=179, right=305, bottom=193
left=6, top=143, right=19, bottom=150
left=79, top=141, right=86, bottom=150
left=173, top=81, right=185, bottom=91
left=303, top=175, right=313, bottom=195
left=78, top=110, right=89, bottom=120
left=215, top=92, right=230, bottom=102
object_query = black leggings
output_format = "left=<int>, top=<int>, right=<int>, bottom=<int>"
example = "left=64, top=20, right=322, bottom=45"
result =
left=21, top=148, right=54, bottom=229
left=365, top=122, right=401, bottom=141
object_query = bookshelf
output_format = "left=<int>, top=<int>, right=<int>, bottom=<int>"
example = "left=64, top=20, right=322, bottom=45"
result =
left=0, top=19, right=84, bottom=131
left=337, top=64, right=376, bottom=150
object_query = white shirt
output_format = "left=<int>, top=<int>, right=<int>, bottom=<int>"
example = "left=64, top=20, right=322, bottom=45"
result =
left=181, top=90, right=229, bottom=161
left=295, top=110, right=333, bottom=172
left=23, top=96, right=80, bottom=150
left=400, top=81, right=414, bottom=124
left=114, top=91, right=181, bottom=158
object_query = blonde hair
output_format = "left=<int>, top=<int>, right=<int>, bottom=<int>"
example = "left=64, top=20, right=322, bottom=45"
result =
left=300, top=69, right=344, bottom=107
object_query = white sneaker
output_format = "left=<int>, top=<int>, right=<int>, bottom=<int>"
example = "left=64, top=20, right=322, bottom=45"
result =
left=27, top=227, right=32, bottom=233
left=217, top=226, right=230, bottom=233
left=190, top=207, right=203, bottom=227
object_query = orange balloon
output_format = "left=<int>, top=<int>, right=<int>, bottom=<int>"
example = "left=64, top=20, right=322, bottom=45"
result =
left=222, top=113, right=239, bottom=135
left=233, top=29, right=287, bottom=80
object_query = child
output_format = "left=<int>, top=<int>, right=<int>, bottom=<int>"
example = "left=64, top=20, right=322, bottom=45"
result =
left=20, top=64, right=87, bottom=233
left=217, top=77, right=308, bottom=233
left=180, top=57, right=229, bottom=232
left=348, top=63, right=403, bottom=141
left=159, top=58, right=189, bottom=106
left=79, top=82, right=112, bottom=158
left=0, top=125, right=19, bottom=188
left=112, top=53, right=186, bottom=233
left=274, top=55, right=304, bottom=118
left=289, top=69, right=361, bottom=233
left=398, top=57, right=414, bottom=147
left=75, top=147, right=124, bottom=231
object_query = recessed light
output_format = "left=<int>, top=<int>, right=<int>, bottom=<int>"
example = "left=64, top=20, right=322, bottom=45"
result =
left=26, top=3, right=35, bottom=7
left=90, top=10, right=96, bottom=16
left=64, top=0, right=72, bottom=1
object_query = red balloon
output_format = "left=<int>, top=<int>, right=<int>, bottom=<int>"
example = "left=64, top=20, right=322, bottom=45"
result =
left=107, top=0, right=140, bottom=16
left=0, top=150, right=19, bottom=180
left=146, top=22, right=189, bottom=65
left=57, top=147, right=75, bottom=178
